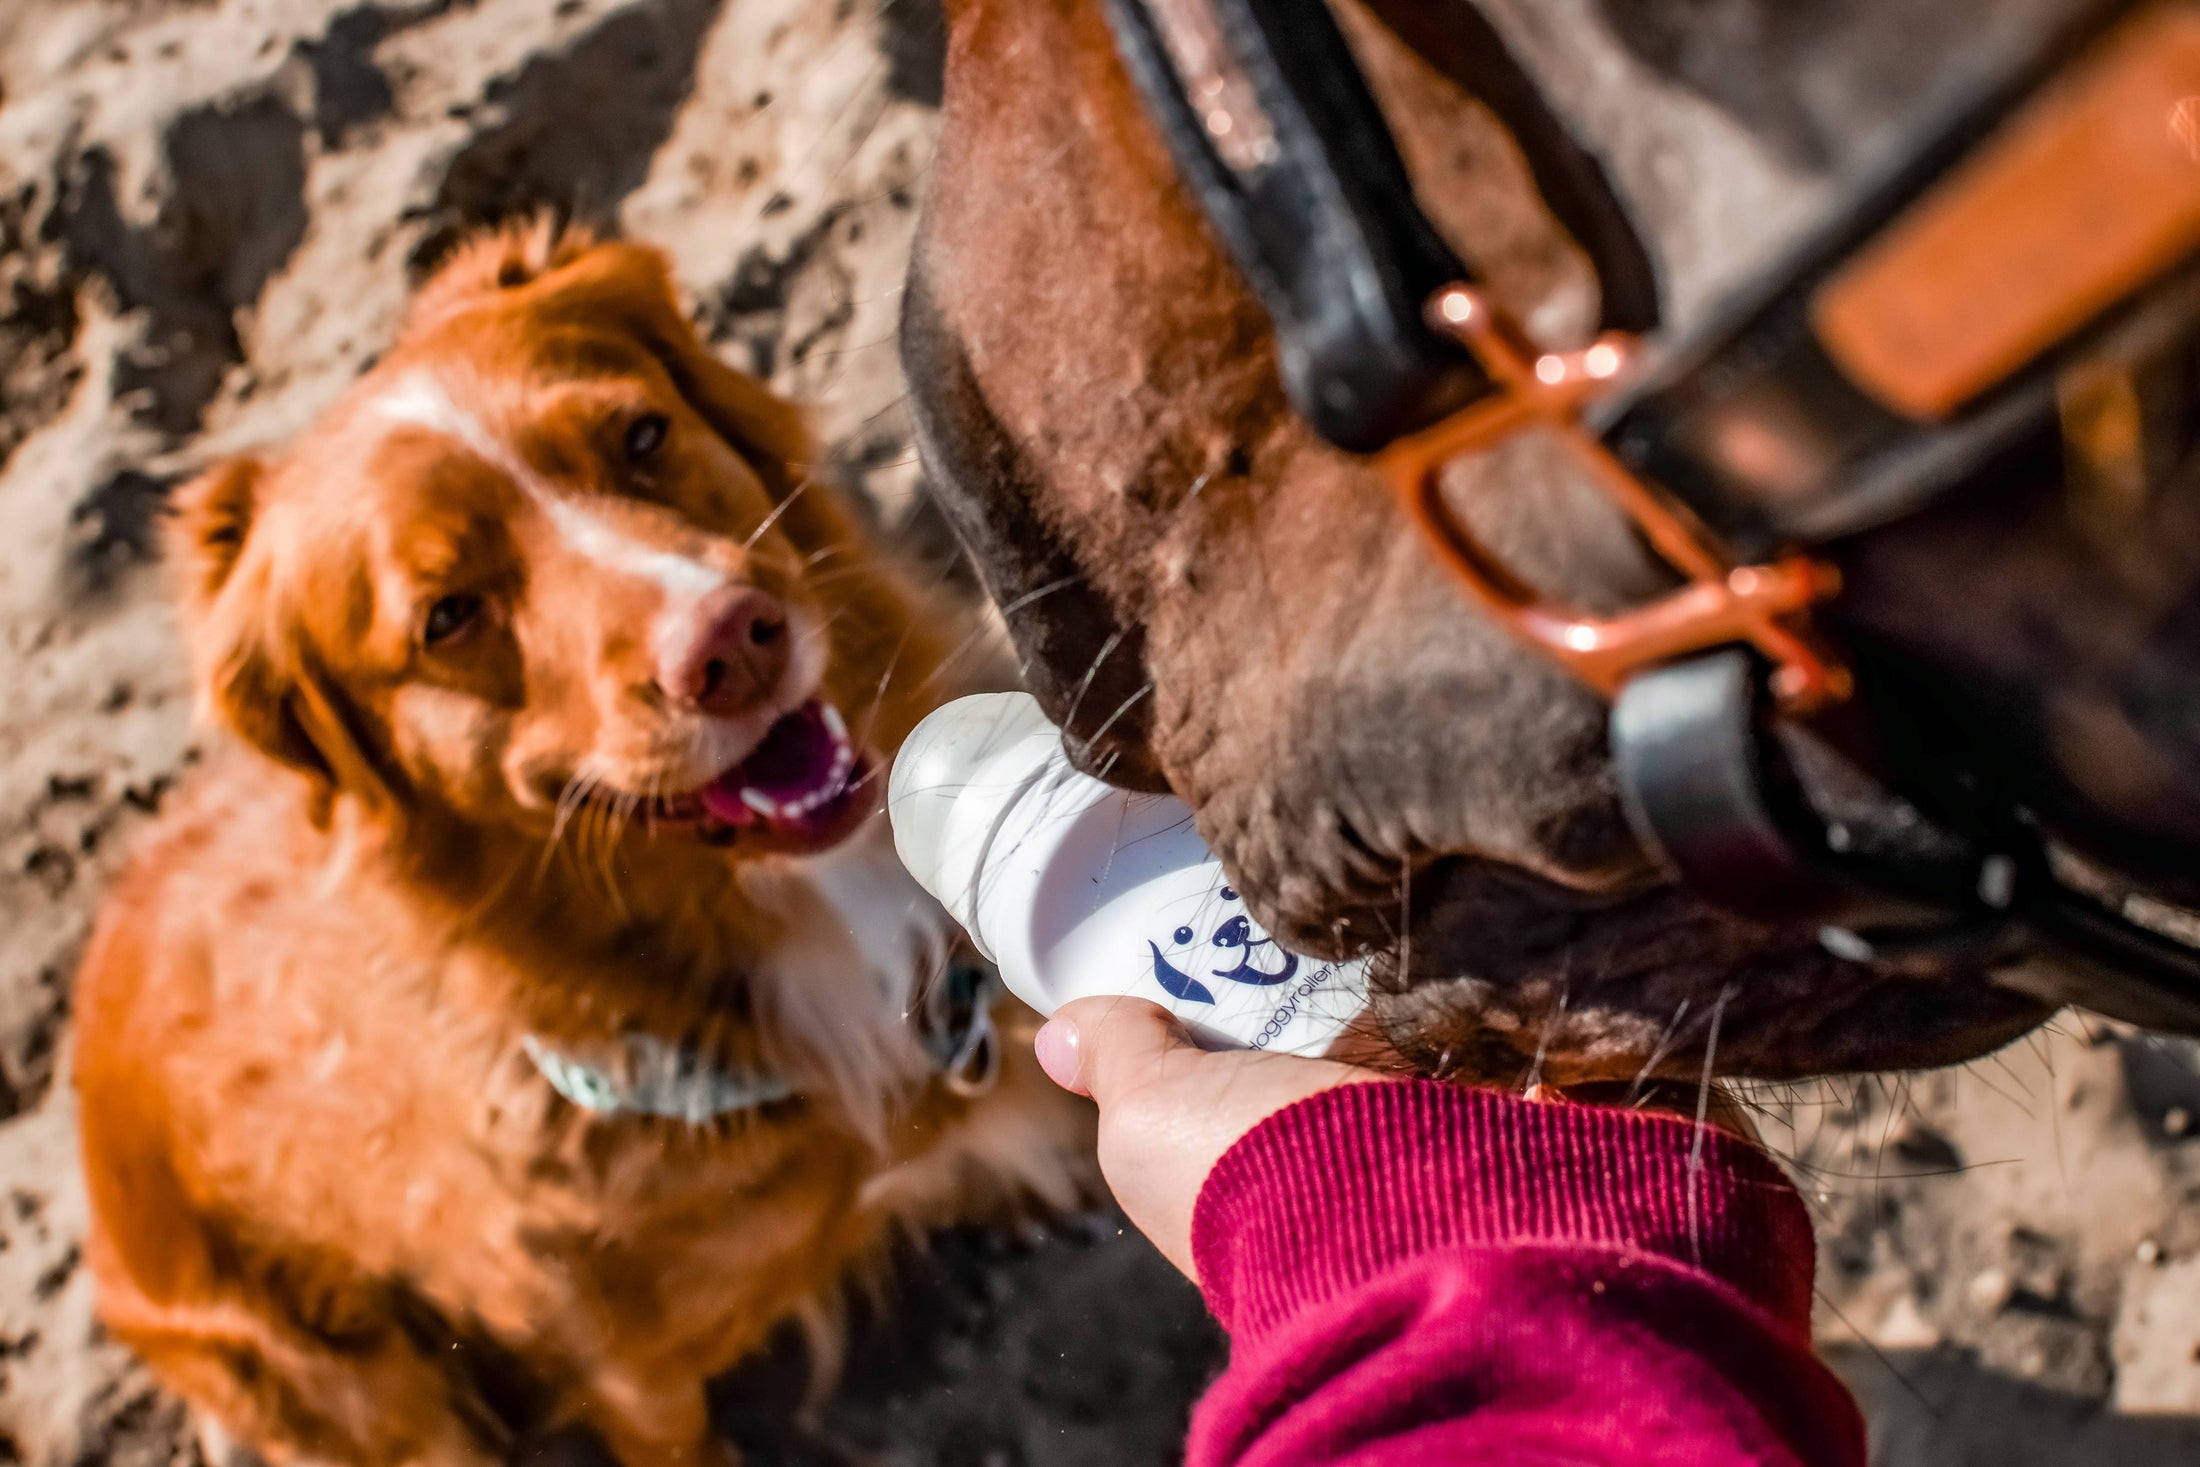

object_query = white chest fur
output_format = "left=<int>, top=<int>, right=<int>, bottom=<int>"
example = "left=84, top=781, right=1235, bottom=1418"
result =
left=509, top=815, right=964, bottom=1138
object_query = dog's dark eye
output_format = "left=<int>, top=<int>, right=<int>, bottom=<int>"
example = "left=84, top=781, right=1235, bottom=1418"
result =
left=625, top=412, right=670, bottom=462
left=1172, top=925, right=1194, bottom=945
left=422, top=593, right=483, bottom=647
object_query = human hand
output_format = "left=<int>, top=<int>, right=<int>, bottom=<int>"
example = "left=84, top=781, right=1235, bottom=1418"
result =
left=1033, top=997, right=1760, bottom=1284
left=1033, top=997, right=1384, bottom=1281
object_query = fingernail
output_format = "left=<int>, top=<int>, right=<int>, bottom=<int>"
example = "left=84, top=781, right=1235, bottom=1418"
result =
left=1034, top=1016, right=1085, bottom=1094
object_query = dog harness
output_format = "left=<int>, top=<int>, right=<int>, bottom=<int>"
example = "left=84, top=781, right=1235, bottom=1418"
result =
left=522, top=956, right=1003, bottom=1121
left=1106, top=0, right=2200, bottom=1031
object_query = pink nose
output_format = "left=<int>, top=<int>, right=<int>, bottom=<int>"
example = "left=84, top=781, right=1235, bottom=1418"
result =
left=656, top=587, right=790, bottom=717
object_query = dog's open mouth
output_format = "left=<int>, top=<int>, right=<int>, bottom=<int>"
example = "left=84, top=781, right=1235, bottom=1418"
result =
left=645, top=701, right=874, bottom=855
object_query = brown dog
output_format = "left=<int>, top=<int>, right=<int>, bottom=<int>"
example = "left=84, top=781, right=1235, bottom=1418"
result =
left=72, top=224, right=1093, bottom=1467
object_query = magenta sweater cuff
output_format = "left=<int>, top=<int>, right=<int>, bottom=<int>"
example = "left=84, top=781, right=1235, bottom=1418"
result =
left=1190, top=1079, right=1818, bottom=1350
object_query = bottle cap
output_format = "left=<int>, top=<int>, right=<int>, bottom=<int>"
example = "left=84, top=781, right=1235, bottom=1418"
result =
left=888, top=691, right=1066, bottom=958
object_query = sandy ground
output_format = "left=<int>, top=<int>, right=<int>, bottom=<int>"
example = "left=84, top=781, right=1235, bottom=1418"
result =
left=3, top=2, right=2200, bottom=1462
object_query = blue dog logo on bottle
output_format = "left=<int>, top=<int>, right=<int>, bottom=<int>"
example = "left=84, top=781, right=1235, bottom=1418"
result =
left=1147, top=888, right=1299, bottom=1005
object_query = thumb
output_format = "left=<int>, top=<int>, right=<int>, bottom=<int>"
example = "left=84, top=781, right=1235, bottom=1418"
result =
left=1032, top=994, right=1370, bottom=1283
left=1033, top=996, right=1194, bottom=1099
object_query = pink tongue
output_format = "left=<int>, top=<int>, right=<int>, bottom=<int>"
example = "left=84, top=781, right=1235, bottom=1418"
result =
left=699, top=704, right=843, bottom=826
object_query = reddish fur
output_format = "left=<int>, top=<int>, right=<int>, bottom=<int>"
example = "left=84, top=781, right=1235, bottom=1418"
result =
left=73, top=224, right=1094, bottom=1467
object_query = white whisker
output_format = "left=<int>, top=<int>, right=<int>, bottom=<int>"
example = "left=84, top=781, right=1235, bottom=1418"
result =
left=744, top=476, right=818, bottom=550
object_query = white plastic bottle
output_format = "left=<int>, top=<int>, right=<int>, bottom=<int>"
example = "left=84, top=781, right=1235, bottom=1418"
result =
left=889, top=692, right=1371, bottom=1057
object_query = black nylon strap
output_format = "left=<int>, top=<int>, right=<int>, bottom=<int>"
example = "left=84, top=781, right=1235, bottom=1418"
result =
left=1105, top=0, right=1490, bottom=451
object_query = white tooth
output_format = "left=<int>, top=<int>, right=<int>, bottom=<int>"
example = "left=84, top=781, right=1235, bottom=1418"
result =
left=821, top=704, right=848, bottom=745
left=739, top=788, right=779, bottom=818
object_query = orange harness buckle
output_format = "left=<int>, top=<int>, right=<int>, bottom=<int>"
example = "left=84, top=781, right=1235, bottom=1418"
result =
left=1375, top=285, right=1852, bottom=714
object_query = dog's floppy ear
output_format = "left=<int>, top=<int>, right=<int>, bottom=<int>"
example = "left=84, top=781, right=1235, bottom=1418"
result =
left=167, top=456, right=392, bottom=822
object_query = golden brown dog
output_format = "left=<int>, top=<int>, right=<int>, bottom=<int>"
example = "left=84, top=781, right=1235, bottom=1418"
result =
left=71, top=224, right=1093, bottom=1467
